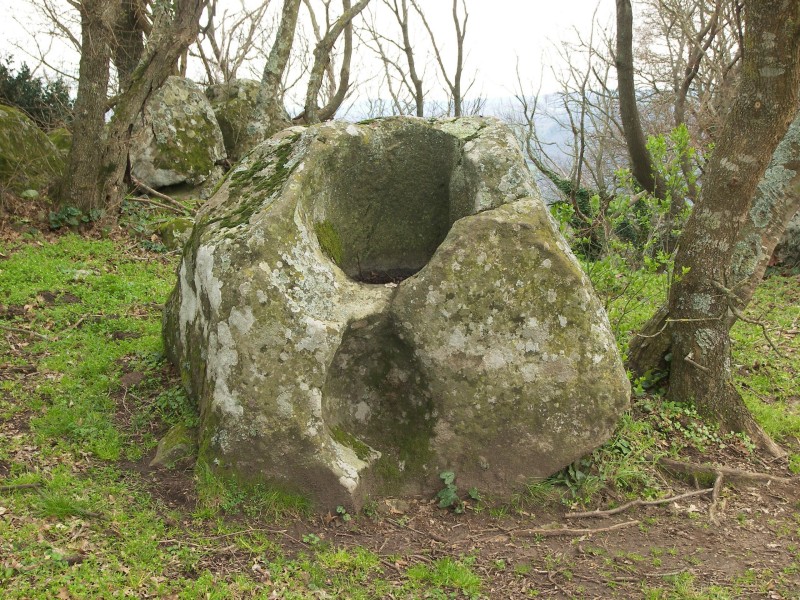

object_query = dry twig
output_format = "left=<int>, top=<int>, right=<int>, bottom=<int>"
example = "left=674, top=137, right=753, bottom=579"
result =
left=0, top=323, right=51, bottom=341
left=566, top=487, right=714, bottom=519
left=131, top=177, right=193, bottom=215
left=508, top=519, right=639, bottom=538
left=128, top=195, right=186, bottom=215
left=388, top=518, right=449, bottom=544
left=0, top=482, right=43, bottom=492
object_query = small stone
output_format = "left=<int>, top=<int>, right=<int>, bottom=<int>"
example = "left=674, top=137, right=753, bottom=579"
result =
left=157, top=217, right=194, bottom=250
left=149, top=424, right=198, bottom=468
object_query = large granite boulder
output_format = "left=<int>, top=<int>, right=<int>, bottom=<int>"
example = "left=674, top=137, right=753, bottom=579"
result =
left=163, top=116, right=630, bottom=510
left=0, top=104, right=64, bottom=192
left=131, top=76, right=226, bottom=189
left=206, top=79, right=261, bottom=163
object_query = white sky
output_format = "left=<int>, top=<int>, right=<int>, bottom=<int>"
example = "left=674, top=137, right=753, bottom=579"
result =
left=1, top=0, right=615, bottom=102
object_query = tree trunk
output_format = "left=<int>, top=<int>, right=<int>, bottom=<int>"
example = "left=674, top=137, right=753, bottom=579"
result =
left=300, top=0, right=370, bottom=124
left=113, top=0, right=146, bottom=92
left=629, top=0, right=800, bottom=456
left=245, top=0, right=302, bottom=147
left=59, top=0, right=118, bottom=213
left=615, top=0, right=668, bottom=199
left=98, top=0, right=208, bottom=216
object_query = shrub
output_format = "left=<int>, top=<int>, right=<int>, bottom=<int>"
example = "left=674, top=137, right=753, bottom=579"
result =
left=0, top=55, right=73, bottom=131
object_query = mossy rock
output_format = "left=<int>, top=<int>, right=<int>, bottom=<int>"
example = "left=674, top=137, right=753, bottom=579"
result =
left=130, top=76, right=227, bottom=190
left=0, top=104, right=64, bottom=192
left=206, top=79, right=261, bottom=162
left=773, top=209, right=800, bottom=266
left=157, top=217, right=194, bottom=250
left=150, top=424, right=198, bottom=468
left=163, top=116, right=629, bottom=511
left=47, top=127, right=72, bottom=156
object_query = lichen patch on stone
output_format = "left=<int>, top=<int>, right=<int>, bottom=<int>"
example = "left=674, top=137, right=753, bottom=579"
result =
left=163, top=117, right=629, bottom=511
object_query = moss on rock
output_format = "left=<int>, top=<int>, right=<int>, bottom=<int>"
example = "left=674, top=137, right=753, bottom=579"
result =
left=149, top=424, right=198, bottom=468
left=0, top=104, right=64, bottom=192
left=162, top=117, right=629, bottom=512
left=314, top=220, right=343, bottom=265
left=131, top=77, right=227, bottom=190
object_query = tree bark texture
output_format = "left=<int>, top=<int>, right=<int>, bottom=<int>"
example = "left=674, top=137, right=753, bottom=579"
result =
left=113, top=0, right=146, bottom=92
left=615, top=0, right=668, bottom=199
left=60, top=0, right=118, bottom=213
left=630, top=0, right=800, bottom=456
left=246, top=0, right=302, bottom=146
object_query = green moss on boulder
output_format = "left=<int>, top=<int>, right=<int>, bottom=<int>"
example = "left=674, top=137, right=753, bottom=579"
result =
left=150, top=424, right=198, bottom=468
left=47, top=127, right=72, bottom=156
left=131, top=77, right=226, bottom=190
left=163, top=117, right=629, bottom=512
left=158, top=217, right=194, bottom=250
left=0, top=104, right=64, bottom=192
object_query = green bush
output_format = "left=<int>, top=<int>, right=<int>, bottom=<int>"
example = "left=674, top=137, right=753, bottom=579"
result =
left=552, top=124, right=697, bottom=268
left=0, top=55, right=73, bottom=131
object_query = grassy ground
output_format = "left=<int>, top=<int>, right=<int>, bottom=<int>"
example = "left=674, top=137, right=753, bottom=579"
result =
left=1, top=213, right=798, bottom=598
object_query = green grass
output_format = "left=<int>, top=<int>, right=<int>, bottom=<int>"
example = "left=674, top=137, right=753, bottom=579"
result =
left=1, top=231, right=496, bottom=598
left=731, top=273, right=800, bottom=464
left=642, top=572, right=732, bottom=599
left=1, top=224, right=798, bottom=598
left=406, top=556, right=483, bottom=598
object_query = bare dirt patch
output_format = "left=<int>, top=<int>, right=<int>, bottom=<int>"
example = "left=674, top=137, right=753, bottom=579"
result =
left=117, top=442, right=800, bottom=598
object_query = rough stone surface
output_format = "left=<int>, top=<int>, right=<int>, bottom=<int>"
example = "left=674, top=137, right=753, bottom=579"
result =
left=0, top=104, right=64, bottom=192
left=131, top=76, right=226, bottom=190
left=47, top=127, right=72, bottom=157
left=158, top=217, right=194, bottom=250
left=163, top=116, right=630, bottom=510
left=206, top=79, right=261, bottom=162
left=150, top=424, right=198, bottom=468
left=774, top=209, right=800, bottom=266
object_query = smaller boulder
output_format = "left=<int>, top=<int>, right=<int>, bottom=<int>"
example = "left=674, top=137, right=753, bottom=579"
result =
left=0, top=104, right=64, bottom=192
left=47, top=127, right=72, bottom=158
left=157, top=217, right=194, bottom=250
left=131, top=77, right=227, bottom=190
left=205, top=79, right=261, bottom=162
left=150, top=424, right=198, bottom=468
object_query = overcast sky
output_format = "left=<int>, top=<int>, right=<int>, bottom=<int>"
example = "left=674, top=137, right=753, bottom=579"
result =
left=1, top=0, right=615, bottom=101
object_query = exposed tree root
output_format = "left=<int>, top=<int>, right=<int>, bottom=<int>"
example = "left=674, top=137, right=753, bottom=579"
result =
left=508, top=520, right=639, bottom=538
left=656, top=457, right=796, bottom=486
left=565, top=488, right=713, bottom=519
